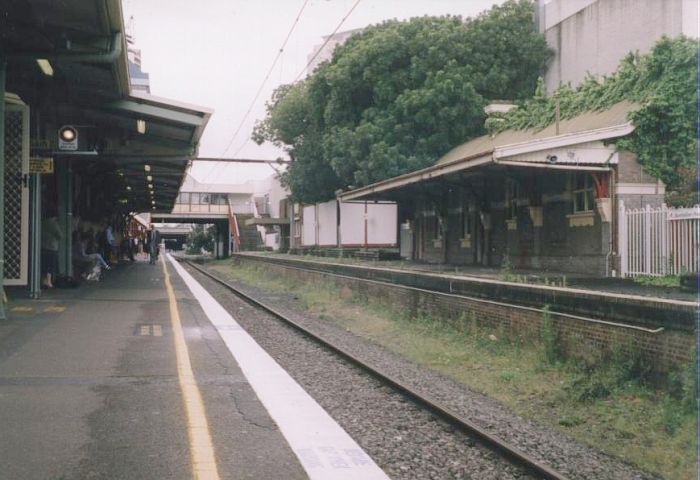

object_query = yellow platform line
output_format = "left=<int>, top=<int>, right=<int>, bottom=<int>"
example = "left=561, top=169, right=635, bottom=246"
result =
left=162, top=256, right=221, bottom=480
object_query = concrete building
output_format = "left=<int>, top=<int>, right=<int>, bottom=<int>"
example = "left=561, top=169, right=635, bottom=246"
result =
left=306, top=28, right=363, bottom=75
left=161, top=171, right=293, bottom=254
left=126, top=33, right=150, bottom=93
left=538, top=0, right=699, bottom=92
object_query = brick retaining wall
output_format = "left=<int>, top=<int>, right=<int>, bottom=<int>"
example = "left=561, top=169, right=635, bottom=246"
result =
left=233, top=255, right=695, bottom=371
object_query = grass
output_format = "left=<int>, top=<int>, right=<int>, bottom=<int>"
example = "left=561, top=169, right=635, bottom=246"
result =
left=210, top=259, right=697, bottom=480
left=632, top=275, right=681, bottom=288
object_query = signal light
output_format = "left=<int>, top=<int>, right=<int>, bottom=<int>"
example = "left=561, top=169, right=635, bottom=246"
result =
left=58, top=126, right=78, bottom=151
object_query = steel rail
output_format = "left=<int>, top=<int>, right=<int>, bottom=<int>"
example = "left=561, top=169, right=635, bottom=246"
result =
left=181, top=258, right=571, bottom=480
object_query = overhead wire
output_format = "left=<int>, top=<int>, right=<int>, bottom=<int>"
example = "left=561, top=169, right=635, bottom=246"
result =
left=220, top=0, right=311, bottom=158
left=292, top=0, right=363, bottom=83
left=207, top=0, right=363, bottom=191
left=233, top=0, right=364, bottom=162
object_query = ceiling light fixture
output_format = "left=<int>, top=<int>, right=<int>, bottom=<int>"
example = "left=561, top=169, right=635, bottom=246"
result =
left=146, top=175, right=153, bottom=182
left=36, top=59, right=54, bottom=76
left=137, top=119, right=146, bottom=134
left=144, top=164, right=151, bottom=172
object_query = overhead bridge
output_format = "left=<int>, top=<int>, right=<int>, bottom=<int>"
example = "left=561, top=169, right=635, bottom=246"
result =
left=151, top=172, right=279, bottom=255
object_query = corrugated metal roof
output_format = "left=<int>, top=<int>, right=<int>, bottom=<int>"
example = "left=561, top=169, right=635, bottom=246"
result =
left=436, top=100, right=638, bottom=165
left=339, top=100, right=638, bottom=201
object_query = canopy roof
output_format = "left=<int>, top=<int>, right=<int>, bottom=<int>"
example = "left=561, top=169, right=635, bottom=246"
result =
left=2, top=0, right=212, bottom=212
left=340, top=100, right=637, bottom=202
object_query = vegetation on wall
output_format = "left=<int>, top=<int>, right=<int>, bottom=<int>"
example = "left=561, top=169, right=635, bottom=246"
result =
left=491, top=36, right=698, bottom=204
left=253, top=0, right=551, bottom=203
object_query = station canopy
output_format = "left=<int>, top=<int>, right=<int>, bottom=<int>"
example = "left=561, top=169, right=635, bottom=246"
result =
left=339, top=100, right=637, bottom=203
left=1, top=0, right=211, bottom=212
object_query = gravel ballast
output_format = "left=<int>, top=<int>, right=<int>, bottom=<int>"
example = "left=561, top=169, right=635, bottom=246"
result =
left=185, top=262, right=658, bottom=480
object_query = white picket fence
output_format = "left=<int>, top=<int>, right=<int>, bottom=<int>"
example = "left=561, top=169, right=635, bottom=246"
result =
left=618, top=201, right=700, bottom=277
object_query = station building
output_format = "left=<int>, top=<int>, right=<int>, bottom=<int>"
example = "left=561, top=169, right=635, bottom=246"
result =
left=1, top=0, right=211, bottom=318
left=339, top=101, right=664, bottom=277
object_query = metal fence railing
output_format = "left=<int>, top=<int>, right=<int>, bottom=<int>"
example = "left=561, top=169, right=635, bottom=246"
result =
left=619, top=201, right=699, bottom=277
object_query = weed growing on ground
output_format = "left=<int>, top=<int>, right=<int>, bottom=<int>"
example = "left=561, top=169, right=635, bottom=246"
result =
left=540, top=306, right=563, bottom=365
left=667, top=348, right=699, bottom=414
left=632, top=275, right=681, bottom=288
left=499, top=253, right=516, bottom=282
left=558, top=414, right=584, bottom=427
left=564, top=340, right=654, bottom=403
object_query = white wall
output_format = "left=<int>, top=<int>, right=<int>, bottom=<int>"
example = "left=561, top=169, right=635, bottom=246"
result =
left=317, top=200, right=338, bottom=246
left=339, top=202, right=397, bottom=247
left=299, top=200, right=398, bottom=248
left=339, top=202, right=365, bottom=246
left=682, top=0, right=699, bottom=37
left=253, top=174, right=290, bottom=218
left=366, top=203, right=397, bottom=246
left=265, top=232, right=280, bottom=250
left=542, top=0, right=689, bottom=92
left=301, top=204, right=316, bottom=247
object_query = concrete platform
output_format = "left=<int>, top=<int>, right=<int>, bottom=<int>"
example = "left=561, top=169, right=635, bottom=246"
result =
left=0, top=259, right=310, bottom=480
left=233, top=252, right=698, bottom=331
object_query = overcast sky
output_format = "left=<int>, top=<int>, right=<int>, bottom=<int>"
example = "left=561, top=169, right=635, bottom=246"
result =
left=122, top=0, right=506, bottom=184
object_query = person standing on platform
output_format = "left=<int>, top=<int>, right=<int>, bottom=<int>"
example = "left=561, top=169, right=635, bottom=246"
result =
left=148, top=225, right=160, bottom=265
left=41, top=211, right=63, bottom=288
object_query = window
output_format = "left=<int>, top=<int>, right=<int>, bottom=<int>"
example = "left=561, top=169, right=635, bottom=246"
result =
left=431, top=214, right=443, bottom=241
left=573, top=173, right=595, bottom=213
left=428, top=203, right=442, bottom=241
left=211, top=193, right=228, bottom=205
left=461, top=201, right=472, bottom=238
left=506, top=180, right=519, bottom=220
left=177, top=192, right=190, bottom=204
left=199, top=193, right=210, bottom=205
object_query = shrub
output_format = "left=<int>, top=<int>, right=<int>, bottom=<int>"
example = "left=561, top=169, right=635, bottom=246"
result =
left=541, top=306, right=563, bottom=365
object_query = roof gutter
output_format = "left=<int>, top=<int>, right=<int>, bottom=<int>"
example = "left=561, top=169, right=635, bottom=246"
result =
left=5, top=32, right=123, bottom=63
left=493, top=160, right=612, bottom=171
left=339, top=150, right=494, bottom=202
left=5, top=32, right=129, bottom=97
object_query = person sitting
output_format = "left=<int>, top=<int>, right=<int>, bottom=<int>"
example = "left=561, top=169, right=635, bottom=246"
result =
left=73, top=231, right=110, bottom=280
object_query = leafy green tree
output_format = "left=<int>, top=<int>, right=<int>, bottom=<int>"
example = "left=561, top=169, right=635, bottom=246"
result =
left=494, top=36, right=698, bottom=199
left=186, top=224, right=215, bottom=255
left=254, top=0, right=551, bottom=203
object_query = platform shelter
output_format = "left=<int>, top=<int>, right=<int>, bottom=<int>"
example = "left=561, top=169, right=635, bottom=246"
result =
left=0, top=0, right=212, bottom=318
left=339, top=101, right=665, bottom=277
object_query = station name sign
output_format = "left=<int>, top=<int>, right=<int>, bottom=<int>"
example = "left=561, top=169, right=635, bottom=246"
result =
left=668, top=207, right=700, bottom=221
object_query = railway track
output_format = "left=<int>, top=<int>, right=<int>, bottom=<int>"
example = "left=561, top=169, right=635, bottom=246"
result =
left=181, top=258, right=570, bottom=480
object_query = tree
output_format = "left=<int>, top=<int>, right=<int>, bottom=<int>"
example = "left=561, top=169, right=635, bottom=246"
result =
left=253, top=0, right=551, bottom=203
left=186, top=225, right=215, bottom=255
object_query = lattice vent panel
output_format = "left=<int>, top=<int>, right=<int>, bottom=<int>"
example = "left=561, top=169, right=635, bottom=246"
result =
left=4, top=110, right=23, bottom=280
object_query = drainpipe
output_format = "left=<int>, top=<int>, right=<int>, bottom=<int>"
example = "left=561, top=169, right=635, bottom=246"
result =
left=0, top=57, right=6, bottom=320
left=8, top=33, right=123, bottom=63
left=605, top=169, right=616, bottom=277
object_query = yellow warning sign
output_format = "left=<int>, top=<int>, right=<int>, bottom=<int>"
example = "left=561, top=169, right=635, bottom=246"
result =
left=29, top=157, right=54, bottom=174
